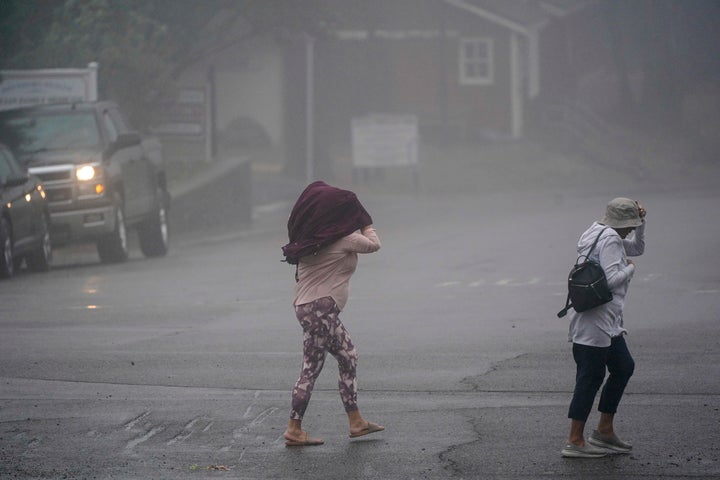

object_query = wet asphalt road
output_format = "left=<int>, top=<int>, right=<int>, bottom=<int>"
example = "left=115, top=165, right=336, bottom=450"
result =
left=1, top=178, right=719, bottom=479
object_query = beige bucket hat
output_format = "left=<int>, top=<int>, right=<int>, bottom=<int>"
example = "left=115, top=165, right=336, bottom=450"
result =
left=601, top=197, right=643, bottom=228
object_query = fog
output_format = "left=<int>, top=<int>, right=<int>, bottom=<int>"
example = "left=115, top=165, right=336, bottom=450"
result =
left=3, top=0, right=720, bottom=228
left=3, top=4, right=720, bottom=477
left=152, top=0, right=720, bottom=221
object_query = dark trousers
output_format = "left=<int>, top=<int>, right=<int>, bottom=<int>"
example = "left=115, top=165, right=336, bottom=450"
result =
left=568, top=336, right=635, bottom=422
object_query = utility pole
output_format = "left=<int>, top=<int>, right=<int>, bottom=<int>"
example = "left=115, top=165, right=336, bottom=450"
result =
left=305, top=34, right=315, bottom=184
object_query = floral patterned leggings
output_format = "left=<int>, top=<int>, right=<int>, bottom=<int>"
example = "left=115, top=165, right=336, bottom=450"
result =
left=290, top=296, right=358, bottom=420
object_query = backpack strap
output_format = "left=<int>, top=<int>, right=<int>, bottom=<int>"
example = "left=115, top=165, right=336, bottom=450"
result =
left=578, top=227, right=609, bottom=263
left=557, top=227, right=609, bottom=318
left=557, top=294, right=572, bottom=317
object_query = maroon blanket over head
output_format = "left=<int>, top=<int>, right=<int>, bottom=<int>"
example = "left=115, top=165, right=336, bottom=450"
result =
left=282, top=181, right=372, bottom=265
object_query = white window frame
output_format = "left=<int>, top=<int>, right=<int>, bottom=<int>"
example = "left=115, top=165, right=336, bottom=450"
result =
left=459, top=37, right=494, bottom=86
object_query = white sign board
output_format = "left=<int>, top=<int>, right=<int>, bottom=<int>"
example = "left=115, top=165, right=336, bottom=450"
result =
left=352, top=114, right=418, bottom=167
left=150, top=87, right=207, bottom=137
left=0, top=63, right=98, bottom=111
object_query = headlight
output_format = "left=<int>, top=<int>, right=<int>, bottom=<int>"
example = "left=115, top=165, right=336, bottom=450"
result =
left=75, top=164, right=106, bottom=198
left=76, top=165, right=97, bottom=181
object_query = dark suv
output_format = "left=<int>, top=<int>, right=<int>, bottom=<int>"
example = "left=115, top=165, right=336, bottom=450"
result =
left=0, top=102, right=169, bottom=263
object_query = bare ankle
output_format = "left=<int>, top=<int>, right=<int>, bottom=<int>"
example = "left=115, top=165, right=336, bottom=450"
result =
left=597, top=413, right=615, bottom=435
left=347, top=410, right=365, bottom=428
left=286, top=420, right=303, bottom=436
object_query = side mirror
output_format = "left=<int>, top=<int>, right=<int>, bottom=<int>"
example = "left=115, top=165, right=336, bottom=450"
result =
left=104, top=132, right=142, bottom=160
left=114, top=132, right=142, bottom=149
left=1, top=172, right=29, bottom=188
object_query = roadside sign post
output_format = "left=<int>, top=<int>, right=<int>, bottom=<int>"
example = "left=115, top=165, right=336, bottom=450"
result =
left=352, top=114, right=419, bottom=190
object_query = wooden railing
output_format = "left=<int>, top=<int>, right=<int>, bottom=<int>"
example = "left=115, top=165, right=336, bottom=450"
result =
left=538, top=101, right=647, bottom=179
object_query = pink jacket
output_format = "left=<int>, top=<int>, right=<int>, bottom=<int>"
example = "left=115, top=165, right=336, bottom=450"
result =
left=294, top=228, right=381, bottom=310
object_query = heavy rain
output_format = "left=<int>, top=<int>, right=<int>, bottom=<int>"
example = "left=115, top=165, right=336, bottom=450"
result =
left=1, top=1, right=719, bottom=478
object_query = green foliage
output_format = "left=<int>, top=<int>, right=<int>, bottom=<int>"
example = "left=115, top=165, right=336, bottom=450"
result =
left=0, top=0, right=64, bottom=71
left=0, top=0, right=333, bottom=129
left=39, top=0, right=177, bottom=127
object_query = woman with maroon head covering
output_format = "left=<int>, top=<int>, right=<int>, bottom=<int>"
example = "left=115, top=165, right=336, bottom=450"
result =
left=281, top=181, right=384, bottom=446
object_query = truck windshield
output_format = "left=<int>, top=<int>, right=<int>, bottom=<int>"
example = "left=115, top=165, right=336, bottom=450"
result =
left=0, top=111, right=101, bottom=154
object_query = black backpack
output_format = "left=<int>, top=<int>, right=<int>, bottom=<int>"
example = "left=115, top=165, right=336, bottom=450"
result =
left=557, top=227, right=613, bottom=318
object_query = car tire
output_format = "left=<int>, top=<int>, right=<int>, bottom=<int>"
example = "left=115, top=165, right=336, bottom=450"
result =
left=138, top=188, right=169, bottom=258
left=26, top=214, right=52, bottom=272
left=0, top=217, right=14, bottom=279
left=96, top=195, right=129, bottom=263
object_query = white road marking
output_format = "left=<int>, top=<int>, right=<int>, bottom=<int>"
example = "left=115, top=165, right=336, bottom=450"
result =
left=125, top=426, right=165, bottom=450
left=124, top=411, right=151, bottom=430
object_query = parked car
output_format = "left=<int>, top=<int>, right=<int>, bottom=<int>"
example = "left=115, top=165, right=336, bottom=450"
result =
left=0, top=101, right=169, bottom=263
left=0, top=143, right=52, bottom=278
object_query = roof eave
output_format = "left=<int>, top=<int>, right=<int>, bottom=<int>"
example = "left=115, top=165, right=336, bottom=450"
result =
left=540, top=0, right=597, bottom=17
left=443, top=0, right=548, bottom=36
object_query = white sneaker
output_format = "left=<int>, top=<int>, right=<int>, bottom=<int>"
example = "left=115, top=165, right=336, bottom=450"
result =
left=588, top=430, right=632, bottom=453
left=561, top=442, right=608, bottom=458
